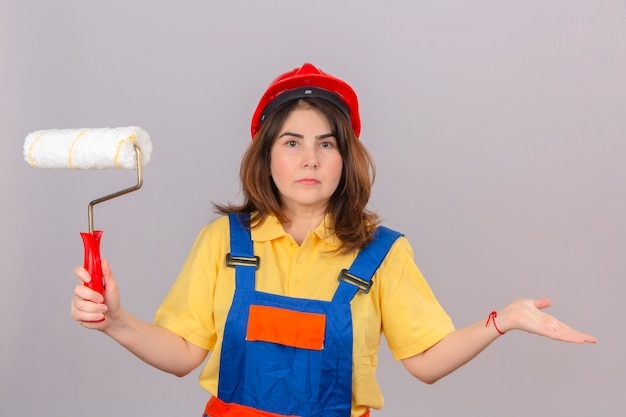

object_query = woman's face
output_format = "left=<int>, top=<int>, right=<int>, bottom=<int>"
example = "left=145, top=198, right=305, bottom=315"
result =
left=270, top=107, right=343, bottom=214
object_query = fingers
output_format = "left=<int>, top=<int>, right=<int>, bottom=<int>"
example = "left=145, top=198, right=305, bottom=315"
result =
left=579, top=333, right=598, bottom=344
left=102, top=258, right=112, bottom=276
left=541, top=318, right=597, bottom=344
left=532, top=299, right=597, bottom=343
left=71, top=258, right=122, bottom=328
left=73, top=259, right=115, bottom=303
left=70, top=288, right=107, bottom=325
left=505, top=298, right=597, bottom=344
left=74, top=265, right=92, bottom=285
left=101, top=259, right=118, bottom=294
left=72, top=261, right=108, bottom=325
left=71, top=294, right=108, bottom=324
left=73, top=280, right=104, bottom=304
left=547, top=325, right=597, bottom=344
left=530, top=300, right=597, bottom=344
left=532, top=298, right=552, bottom=310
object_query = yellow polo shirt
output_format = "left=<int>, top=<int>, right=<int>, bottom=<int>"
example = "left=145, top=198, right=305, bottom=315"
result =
left=154, top=215, right=454, bottom=415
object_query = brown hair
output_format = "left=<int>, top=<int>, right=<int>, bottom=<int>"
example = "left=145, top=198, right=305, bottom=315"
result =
left=214, top=98, right=380, bottom=253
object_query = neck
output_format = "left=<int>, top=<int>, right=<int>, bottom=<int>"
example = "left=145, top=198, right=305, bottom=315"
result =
left=281, top=208, right=326, bottom=245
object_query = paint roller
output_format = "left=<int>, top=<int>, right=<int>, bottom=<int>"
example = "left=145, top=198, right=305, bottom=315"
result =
left=24, top=127, right=153, bottom=296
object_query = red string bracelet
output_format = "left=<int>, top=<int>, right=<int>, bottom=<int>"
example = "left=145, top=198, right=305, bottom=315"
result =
left=486, top=311, right=505, bottom=335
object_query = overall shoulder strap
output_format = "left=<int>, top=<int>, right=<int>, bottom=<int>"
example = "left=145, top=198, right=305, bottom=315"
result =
left=332, top=226, right=403, bottom=303
left=226, top=213, right=258, bottom=290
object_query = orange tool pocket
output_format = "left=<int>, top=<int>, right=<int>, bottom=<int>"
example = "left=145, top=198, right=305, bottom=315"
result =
left=246, top=305, right=326, bottom=350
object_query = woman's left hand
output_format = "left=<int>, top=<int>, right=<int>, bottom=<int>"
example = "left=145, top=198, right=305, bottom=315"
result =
left=496, top=298, right=597, bottom=344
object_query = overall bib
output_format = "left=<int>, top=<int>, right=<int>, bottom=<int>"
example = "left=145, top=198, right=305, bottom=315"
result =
left=204, top=214, right=401, bottom=417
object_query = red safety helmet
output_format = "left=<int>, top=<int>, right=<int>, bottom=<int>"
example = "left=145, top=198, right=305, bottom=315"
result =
left=250, top=63, right=361, bottom=138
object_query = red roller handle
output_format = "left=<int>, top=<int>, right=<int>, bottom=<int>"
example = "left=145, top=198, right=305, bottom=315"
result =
left=80, top=230, right=104, bottom=295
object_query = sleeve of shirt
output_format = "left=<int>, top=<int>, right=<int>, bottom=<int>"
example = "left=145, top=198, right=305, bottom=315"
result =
left=152, top=216, right=229, bottom=351
left=378, top=236, right=455, bottom=360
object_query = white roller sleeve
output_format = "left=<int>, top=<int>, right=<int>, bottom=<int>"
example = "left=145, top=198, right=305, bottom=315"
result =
left=24, top=126, right=153, bottom=169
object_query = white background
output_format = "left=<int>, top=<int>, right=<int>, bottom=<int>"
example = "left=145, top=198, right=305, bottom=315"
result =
left=2, top=1, right=624, bottom=416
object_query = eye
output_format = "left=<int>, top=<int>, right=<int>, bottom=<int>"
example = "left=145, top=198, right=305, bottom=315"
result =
left=319, top=136, right=337, bottom=149
left=286, top=140, right=298, bottom=148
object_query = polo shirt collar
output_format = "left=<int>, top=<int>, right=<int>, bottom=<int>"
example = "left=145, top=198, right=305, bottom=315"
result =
left=251, top=215, right=285, bottom=242
left=251, top=213, right=341, bottom=248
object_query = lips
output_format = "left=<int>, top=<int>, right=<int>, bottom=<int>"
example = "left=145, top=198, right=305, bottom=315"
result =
left=297, top=178, right=320, bottom=185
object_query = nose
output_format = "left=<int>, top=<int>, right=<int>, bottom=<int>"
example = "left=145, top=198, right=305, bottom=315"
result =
left=302, top=146, right=319, bottom=168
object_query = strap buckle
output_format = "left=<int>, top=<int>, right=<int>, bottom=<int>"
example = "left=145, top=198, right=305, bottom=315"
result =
left=226, top=253, right=260, bottom=270
left=338, top=269, right=373, bottom=294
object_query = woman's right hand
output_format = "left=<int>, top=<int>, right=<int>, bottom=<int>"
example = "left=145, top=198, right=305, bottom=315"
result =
left=71, top=258, right=120, bottom=330
left=70, top=258, right=208, bottom=376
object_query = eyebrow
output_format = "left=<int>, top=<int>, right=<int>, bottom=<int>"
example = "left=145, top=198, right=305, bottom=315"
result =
left=279, top=131, right=336, bottom=140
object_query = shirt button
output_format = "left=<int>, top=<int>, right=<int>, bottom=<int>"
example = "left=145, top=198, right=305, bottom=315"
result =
left=296, top=257, right=303, bottom=264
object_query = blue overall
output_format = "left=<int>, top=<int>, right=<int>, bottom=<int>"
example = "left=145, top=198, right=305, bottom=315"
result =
left=211, top=214, right=402, bottom=417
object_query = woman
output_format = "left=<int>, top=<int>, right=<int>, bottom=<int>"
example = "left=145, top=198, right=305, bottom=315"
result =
left=71, top=63, right=596, bottom=417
